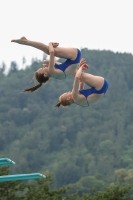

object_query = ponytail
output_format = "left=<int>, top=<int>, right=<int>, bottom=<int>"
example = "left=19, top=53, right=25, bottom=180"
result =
left=54, top=101, right=62, bottom=108
left=54, top=95, right=72, bottom=108
left=23, top=83, right=42, bottom=93
left=23, top=70, right=49, bottom=93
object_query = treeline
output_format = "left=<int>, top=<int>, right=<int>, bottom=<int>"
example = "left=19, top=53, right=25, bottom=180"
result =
left=0, top=166, right=133, bottom=200
left=0, top=48, right=133, bottom=195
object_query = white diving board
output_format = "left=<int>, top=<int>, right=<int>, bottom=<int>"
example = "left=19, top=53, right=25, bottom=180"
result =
left=0, top=173, right=46, bottom=182
left=0, top=158, right=15, bottom=166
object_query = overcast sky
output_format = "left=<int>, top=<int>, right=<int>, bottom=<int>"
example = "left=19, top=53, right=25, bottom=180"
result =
left=0, top=0, right=133, bottom=69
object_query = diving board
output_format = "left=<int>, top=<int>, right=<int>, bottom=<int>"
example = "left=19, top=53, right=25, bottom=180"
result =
left=0, top=158, right=15, bottom=166
left=0, top=173, right=46, bottom=182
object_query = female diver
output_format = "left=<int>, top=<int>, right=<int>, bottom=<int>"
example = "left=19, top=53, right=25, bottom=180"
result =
left=55, top=58, right=109, bottom=107
left=11, top=37, right=81, bottom=92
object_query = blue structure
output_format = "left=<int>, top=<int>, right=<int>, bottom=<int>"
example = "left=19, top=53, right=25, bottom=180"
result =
left=0, top=158, right=46, bottom=182
left=0, top=173, right=46, bottom=182
left=0, top=158, right=15, bottom=166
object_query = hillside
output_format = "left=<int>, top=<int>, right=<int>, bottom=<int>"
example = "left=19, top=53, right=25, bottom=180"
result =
left=0, top=48, right=133, bottom=194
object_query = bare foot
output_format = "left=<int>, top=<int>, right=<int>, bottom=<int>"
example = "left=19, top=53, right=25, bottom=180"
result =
left=11, top=36, right=28, bottom=44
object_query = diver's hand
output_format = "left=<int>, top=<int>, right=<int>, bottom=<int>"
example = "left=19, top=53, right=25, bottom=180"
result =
left=80, top=58, right=86, bottom=66
left=81, top=64, right=89, bottom=70
left=80, top=58, right=89, bottom=70
left=49, top=42, right=59, bottom=48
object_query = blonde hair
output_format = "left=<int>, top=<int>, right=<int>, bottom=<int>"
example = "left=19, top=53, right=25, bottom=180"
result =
left=23, top=70, right=49, bottom=92
left=54, top=95, right=72, bottom=108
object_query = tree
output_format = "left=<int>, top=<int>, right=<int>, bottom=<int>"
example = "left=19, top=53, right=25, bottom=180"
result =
left=0, top=166, right=25, bottom=200
left=9, top=61, right=18, bottom=73
left=87, top=184, right=133, bottom=200
left=0, top=62, right=6, bottom=75
left=22, top=57, right=26, bottom=68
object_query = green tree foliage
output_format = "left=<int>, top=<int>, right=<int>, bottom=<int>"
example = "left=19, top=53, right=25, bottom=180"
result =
left=0, top=166, right=71, bottom=200
left=23, top=173, right=70, bottom=200
left=0, top=166, right=25, bottom=200
left=0, top=49, right=133, bottom=195
left=0, top=166, right=133, bottom=200
left=86, top=184, right=133, bottom=200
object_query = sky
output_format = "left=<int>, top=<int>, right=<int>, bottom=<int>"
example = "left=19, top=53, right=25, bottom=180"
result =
left=0, top=0, right=133, bottom=70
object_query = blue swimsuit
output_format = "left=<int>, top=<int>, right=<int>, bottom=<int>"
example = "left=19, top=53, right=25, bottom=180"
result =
left=78, top=79, right=109, bottom=106
left=54, top=49, right=81, bottom=79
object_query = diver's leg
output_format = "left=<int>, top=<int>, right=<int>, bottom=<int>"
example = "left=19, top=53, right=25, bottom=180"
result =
left=54, top=47, right=78, bottom=60
left=80, top=73, right=104, bottom=90
left=11, top=37, right=50, bottom=54
left=11, top=37, right=78, bottom=60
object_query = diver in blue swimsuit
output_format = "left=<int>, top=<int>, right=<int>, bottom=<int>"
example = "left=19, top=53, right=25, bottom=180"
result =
left=54, top=49, right=81, bottom=79
left=55, top=58, right=109, bottom=107
left=11, top=37, right=81, bottom=92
